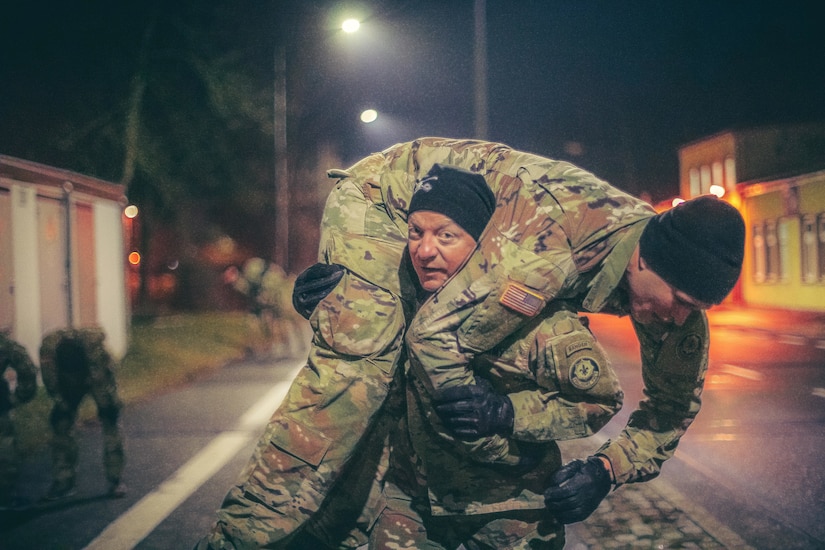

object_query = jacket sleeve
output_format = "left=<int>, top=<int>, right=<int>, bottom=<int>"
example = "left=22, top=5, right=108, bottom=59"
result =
left=501, top=309, right=623, bottom=442
left=209, top=166, right=414, bottom=546
left=6, top=339, right=38, bottom=405
left=596, top=310, right=709, bottom=486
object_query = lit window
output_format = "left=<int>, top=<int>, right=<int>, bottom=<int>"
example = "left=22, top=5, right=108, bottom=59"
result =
left=819, top=213, right=825, bottom=283
left=778, top=218, right=791, bottom=283
left=712, top=161, right=724, bottom=188
left=724, top=157, right=736, bottom=191
left=700, top=165, right=711, bottom=194
left=753, top=223, right=766, bottom=283
left=765, top=220, right=779, bottom=283
left=689, top=168, right=700, bottom=197
left=801, top=215, right=818, bottom=284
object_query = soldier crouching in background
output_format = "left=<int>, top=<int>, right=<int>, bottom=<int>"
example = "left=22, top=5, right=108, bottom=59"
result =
left=39, top=328, right=126, bottom=500
left=0, top=333, right=37, bottom=509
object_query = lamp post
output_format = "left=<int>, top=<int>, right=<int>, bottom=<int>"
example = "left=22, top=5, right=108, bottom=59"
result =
left=273, top=44, right=288, bottom=271
left=273, top=14, right=363, bottom=273
left=473, top=0, right=488, bottom=140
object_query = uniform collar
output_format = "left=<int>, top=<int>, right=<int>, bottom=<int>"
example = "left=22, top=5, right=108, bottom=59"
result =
left=581, top=218, right=651, bottom=313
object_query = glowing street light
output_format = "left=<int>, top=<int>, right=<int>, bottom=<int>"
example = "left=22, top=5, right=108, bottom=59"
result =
left=342, top=18, right=360, bottom=33
left=360, top=109, right=378, bottom=123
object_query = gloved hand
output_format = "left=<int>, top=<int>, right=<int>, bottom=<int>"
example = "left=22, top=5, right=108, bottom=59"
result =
left=292, top=263, right=345, bottom=319
left=543, top=456, right=612, bottom=524
left=433, top=377, right=514, bottom=440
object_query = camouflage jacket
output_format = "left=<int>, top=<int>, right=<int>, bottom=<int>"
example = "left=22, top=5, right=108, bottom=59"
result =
left=0, top=333, right=37, bottom=414
left=332, top=137, right=709, bottom=513
left=40, top=327, right=120, bottom=404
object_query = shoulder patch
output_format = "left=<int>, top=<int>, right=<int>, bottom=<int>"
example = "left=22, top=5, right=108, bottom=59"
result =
left=565, top=339, right=593, bottom=357
left=569, top=356, right=600, bottom=390
left=677, top=333, right=703, bottom=360
left=499, top=282, right=545, bottom=317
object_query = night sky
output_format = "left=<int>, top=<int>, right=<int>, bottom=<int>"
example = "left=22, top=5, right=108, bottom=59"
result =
left=2, top=0, right=824, bottom=201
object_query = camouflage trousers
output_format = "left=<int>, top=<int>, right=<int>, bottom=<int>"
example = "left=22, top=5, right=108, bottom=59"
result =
left=49, top=395, right=124, bottom=488
left=195, top=401, right=395, bottom=550
left=0, top=412, right=20, bottom=504
left=370, top=479, right=564, bottom=550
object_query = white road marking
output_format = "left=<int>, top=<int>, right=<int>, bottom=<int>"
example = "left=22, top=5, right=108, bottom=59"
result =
left=719, top=363, right=764, bottom=381
left=83, top=374, right=297, bottom=550
left=777, top=334, right=807, bottom=346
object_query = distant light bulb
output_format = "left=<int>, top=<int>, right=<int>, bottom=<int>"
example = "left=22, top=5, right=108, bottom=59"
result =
left=124, top=204, right=139, bottom=218
left=709, top=184, right=725, bottom=198
left=360, top=109, right=378, bottom=123
left=342, top=19, right=360, bottom=33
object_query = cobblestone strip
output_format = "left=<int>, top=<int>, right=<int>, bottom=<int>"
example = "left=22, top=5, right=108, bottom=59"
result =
left=560, top=439, right=753, bottom=549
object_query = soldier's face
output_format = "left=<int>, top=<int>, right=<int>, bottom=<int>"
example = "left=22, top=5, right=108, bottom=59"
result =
left=408, top=211, right=477, bottom=292
left=626, top=251, right=710, bottom=326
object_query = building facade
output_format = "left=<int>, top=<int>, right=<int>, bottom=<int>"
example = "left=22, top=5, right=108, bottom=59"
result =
left=678, top=123, right=825, bottom=312
left=0, top=155, right=129, bottom=360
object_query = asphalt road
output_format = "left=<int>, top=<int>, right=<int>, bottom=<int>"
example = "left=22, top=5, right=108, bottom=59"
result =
left=584, top=314, right=825, bottom=549
left=3, top=313, right=824, bottom=549
left=2, top=354, right=305, bottom=550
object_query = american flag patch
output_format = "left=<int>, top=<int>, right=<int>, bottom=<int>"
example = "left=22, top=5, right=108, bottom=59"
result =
left=499, top=282, right=545, bottom=317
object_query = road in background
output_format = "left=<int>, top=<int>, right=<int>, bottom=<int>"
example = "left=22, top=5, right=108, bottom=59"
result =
left=3, top=310, right=824, bottom=549
left=581, top=313, right=825, bottom=549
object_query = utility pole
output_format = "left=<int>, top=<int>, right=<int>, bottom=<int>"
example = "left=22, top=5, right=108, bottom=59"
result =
left=274, top=44, right=289, bottom=271
left=473, top=0, right=488, bottom=140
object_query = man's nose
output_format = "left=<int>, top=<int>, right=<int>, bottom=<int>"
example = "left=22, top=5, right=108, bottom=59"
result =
left=417, top=236, right=438, bottom=258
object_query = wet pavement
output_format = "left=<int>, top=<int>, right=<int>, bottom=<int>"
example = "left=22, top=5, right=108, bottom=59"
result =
left=563, top=304, right=825, bottom=549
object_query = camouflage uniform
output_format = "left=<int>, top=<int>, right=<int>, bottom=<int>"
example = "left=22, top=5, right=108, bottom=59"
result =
left=198, top=151, right=419, bottom=549
left=0, top=334, right=37, bottom=507
left=354, top=138, right=708, bottom=547
left=199, top=138, right=708, bottom=548
left=39, top=327, right=125, bottom=497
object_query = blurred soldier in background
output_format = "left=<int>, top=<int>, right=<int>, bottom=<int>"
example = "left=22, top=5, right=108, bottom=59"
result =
left=0, top=333, right=37, bottom=509
left=39, top=327, right=125, bottom=500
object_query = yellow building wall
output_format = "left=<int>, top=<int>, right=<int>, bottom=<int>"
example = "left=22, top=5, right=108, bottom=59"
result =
left=741, top=175, right=825, bottom=312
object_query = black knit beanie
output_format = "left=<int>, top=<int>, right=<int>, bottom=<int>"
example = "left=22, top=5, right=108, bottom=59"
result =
left=408, top=163, right=496, bottom=241
left=639, top=195, right=745, bottom=305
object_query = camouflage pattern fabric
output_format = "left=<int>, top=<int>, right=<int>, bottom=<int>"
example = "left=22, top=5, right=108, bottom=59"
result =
left=0, top=334, right=37, bottom=505
left=39, top=327, right=125, bottom=490
left=371, top=477, right=565, bottom=549
left=396, top=304, right=623, bottom=517
left=199, top=137, right=710, bottom=547
left=365, top=138, right=707, bottom=496
left=198, top=167, right=418, bottom=549
left=596, top=310, right=708, bottom=485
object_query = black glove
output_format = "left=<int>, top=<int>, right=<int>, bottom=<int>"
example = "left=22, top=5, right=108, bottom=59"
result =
left=433, top=377, right=514, bottom=440
left=543, top=456, right=612, bottom=524
left=292, top=263, right=345, bottom=319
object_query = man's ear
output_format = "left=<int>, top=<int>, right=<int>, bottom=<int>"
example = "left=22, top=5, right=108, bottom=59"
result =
left=631, top=246, right=646, bottom=273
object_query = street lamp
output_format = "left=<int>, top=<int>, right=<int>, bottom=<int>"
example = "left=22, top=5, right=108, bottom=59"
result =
left=360, top=109, right=378, bottom=123
left=273, top=14, right=363, bottom=273
left=342, top=18, right=360, bottom=33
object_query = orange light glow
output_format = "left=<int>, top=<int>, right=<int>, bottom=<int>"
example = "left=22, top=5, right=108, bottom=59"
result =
left=128, top=251, right=141, bottom=265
